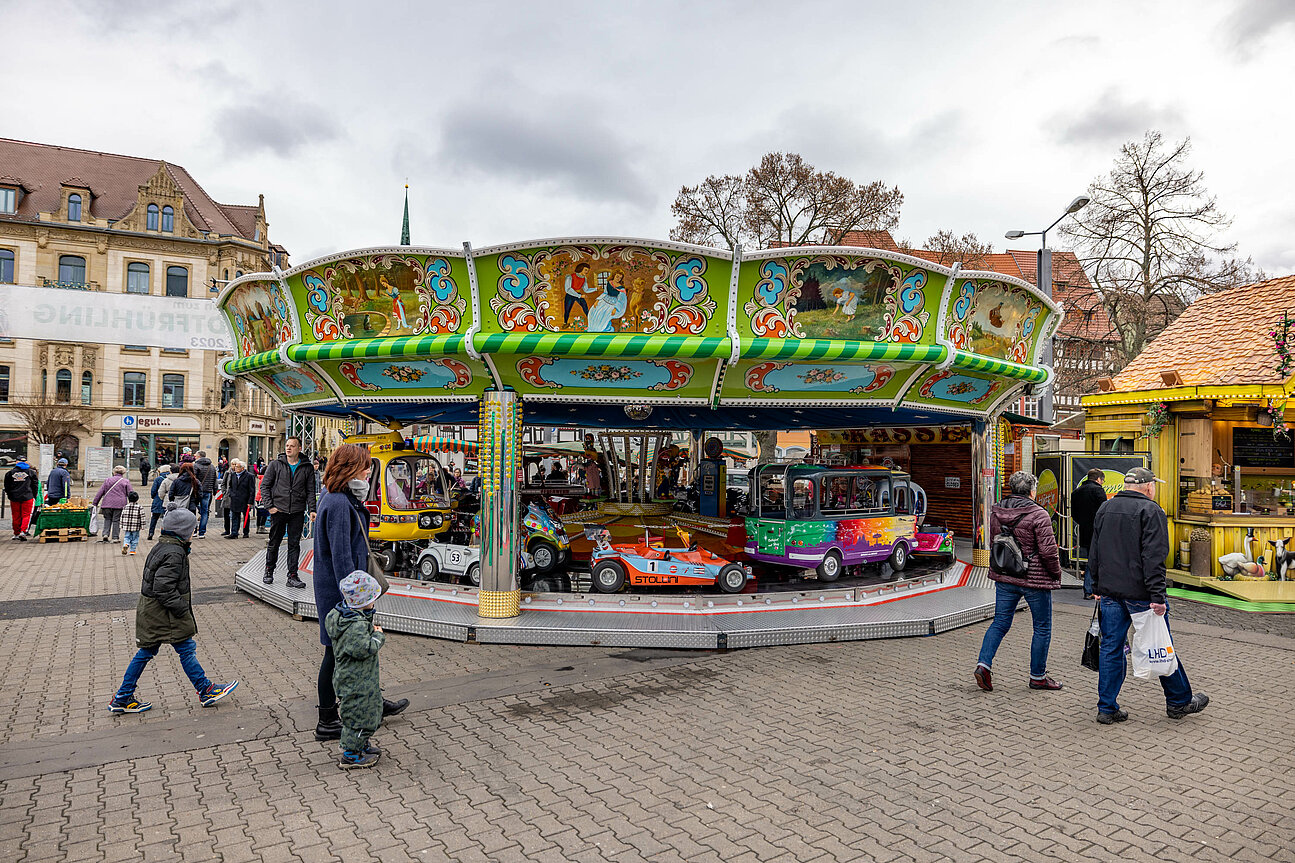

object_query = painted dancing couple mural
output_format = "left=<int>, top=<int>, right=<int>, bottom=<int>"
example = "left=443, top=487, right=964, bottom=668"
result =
left=563, top=262, right=629, bottom=333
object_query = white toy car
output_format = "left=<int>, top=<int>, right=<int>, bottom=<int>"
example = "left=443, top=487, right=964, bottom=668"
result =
left=414, top=542, right=481, bottom=585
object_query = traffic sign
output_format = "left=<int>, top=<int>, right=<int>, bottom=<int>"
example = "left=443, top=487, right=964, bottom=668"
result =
left=122, top=415, right=136, bottom=430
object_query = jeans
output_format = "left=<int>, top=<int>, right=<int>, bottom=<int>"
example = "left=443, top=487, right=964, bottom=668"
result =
left=115, top=637, right=211, bottom=699
left=198, top=492, right=212, bottom=536
left=265, top=511, right=306, bottom=578
left=1080, top=545, right=1093, bottom=594
left=977, top=582, right=1054, bottom=679
left=10, top=498, right=34, bottom=535
left=100, top=508, right=123, bottom=541
left=123, top=530, right=140, bottom=553
left=147, top=512, right=163, bottom=539
left=1098, top=598, right=1193, bottom=715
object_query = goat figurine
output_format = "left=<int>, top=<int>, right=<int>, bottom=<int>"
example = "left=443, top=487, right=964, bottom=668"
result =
left=1267, top=537, right=1295, bottom=581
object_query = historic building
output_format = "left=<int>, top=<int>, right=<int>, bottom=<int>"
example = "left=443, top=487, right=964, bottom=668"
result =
left=0, top=138, right=289, bottom=472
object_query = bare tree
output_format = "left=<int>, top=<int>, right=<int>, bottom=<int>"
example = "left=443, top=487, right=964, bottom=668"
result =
left=670, top=153, right=903, bottom=250
left=8, top=397, right=94, bottom=447
left=899, top=230, right=994, bottom=268
left=1062, top=131, right=1260, bottom=363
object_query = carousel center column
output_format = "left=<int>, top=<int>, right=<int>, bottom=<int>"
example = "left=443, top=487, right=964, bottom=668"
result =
left=478, top=388, right=522, bottom=618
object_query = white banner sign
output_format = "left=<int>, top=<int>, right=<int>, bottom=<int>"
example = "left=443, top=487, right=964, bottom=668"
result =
left=0, top=284, right=234, bottom=351
left=39, top=443, right=54, bottom=481
left=85, top=446, right=114, bottom=483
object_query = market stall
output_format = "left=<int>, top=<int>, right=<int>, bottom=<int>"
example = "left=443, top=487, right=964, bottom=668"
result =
left=1081, top=276, right=1295, bottom=603
left=217, top=235, right=1061, bottom=645
left=30, top=498, right=92, bottom=541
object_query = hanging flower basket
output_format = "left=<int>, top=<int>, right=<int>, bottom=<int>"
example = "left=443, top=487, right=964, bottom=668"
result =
left=1143, top=401, right=1171, bottom=438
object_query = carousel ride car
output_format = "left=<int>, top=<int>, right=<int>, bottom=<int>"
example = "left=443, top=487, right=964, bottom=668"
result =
left=585, top=526, right=752, bottom=594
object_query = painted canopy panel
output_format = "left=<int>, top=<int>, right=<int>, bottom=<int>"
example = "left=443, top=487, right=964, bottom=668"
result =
left=719, top=359, right=920, bottom=403
left=474, top=241, right=731, bottom=338
left=736, top=251, right=946, bottom=344
left=314, top=357, right=488, bottom=399
left=903, top=367, right=1011, bottom=412
left=494, top=356, right=717, bottom=402
left=247, top=365, right=333, bottom=406
left=943, top=275, right=1049, bottom=365
left=220, top=277, right=296, bottom=357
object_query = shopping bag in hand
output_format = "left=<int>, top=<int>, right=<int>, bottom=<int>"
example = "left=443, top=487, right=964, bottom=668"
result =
left=1130, top=609, right=1179, bottom=679
left=1081, top=603, right=1100, bottom=672
left=87, top=509, right=101, bottom=537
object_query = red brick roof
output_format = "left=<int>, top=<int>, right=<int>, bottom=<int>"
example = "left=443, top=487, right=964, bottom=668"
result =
left=1109, top=276, right=1295, bottom=390
left=0, top=137, right=259, bottom=239
left=829, top=229, right=900, bottom=251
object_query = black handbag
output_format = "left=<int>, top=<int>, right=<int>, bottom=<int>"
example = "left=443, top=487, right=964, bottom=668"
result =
left=1081, top=602, right=1101, bottom=671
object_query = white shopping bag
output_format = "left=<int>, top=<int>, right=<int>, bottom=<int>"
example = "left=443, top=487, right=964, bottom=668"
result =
left=87, top=509, right=101, bottom=537
left=1130, top=609, right=1179, bottom=679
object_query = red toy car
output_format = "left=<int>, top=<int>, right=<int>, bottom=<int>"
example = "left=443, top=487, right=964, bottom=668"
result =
left=584, top=526, right=752, bottom=594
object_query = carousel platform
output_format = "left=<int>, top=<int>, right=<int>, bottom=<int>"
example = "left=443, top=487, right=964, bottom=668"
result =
left=236, top=551, right=998, bottom=649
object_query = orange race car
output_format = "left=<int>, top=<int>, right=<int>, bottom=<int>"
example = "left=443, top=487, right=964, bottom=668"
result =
left=584, top=526, right=752, bottom=594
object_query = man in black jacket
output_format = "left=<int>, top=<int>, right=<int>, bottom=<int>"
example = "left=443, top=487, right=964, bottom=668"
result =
left=1072, top=468, right=1109, bottom=598
left=260, top=437, right=316, bottom=589
left=223, top=460, right=256, bottom=539
left=4, top=460, right=39, bottom=540
left=1088, top=467, right=1208, bottom=725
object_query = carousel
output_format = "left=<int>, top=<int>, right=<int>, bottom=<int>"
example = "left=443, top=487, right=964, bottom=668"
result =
left=218, top=236, right=1062, bottom=648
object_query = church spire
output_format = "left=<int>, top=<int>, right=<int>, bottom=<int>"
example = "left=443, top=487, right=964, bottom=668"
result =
left=400, top=184, right=410, bottom=246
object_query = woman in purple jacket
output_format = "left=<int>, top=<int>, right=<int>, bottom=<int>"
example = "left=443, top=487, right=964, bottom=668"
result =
left=311, top=444, right=407, bottom=742
left=92, top=466, right=134, bottom=544
left=973, top=471, right=1064, bottom=693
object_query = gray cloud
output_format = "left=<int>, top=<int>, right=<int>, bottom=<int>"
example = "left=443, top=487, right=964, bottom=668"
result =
left=68, top=0, right=243, bottom=35
left=214, top=97, right=341, bottom=159
left=1051, top=89, right=1185, bottom=146
left=435, top=101, right=654, bottom=208
left=1223, top=0, right=1295, bottom=56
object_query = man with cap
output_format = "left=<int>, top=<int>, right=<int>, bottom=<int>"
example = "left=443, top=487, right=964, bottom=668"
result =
left=46, top=458, right=72, bottom=506
left=4, top=460, right=39, bottom=540
left=1087, top=466, right=1209, bottom=725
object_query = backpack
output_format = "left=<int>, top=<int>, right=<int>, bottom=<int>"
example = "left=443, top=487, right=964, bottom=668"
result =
left=990, top=513, right=1031, bottom=578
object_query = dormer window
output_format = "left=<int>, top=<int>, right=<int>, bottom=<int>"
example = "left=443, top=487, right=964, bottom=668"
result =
left=1, top=187, right=16, bottom=214
left=161, top=205, right=174, bottom=232
left=68, top=194, right=82, bottom=222
left=147, top=203, right=159, bottom=231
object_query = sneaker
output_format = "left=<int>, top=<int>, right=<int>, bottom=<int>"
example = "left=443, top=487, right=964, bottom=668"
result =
left=363, top=741, right=382, bottom=755
left=122, top=546, right=129, bottom=555
left=973, top=665, right=993, bottom=692
left=1096, top=709, right=1129, bottom=725
left=108, top=697, right=152, bottom=714
left=286, top=575, right=307, bottom=590
left=17, top=534, right=27, bottom=542
left=338, top=750, right=380, bottom=770
left=130, top=550, right=138, bottom=555
left=200, top=680, right=239, bottom=707
left=262, top=573, right=274, bottom=585
left=1167, top=693, right=1209, bottom=720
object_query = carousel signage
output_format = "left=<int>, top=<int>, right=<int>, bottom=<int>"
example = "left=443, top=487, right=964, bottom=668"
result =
left=818, top=426, right=974, bottom=446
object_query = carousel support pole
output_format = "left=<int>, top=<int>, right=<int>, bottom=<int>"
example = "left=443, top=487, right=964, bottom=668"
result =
left=970, top=419, right=993, bottom=569
left=478, top=389, right=522, bottom=619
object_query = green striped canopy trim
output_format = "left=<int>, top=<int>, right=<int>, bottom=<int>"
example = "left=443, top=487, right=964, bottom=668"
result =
left=950, top=351, right=1048, bottom=382
left=742, top=339, right=947, bottom=364
left=474, top=333, right=730, bottom=359
left=225, top=350, right=281, bottom=374
left=286, top=334, right=468, bottom=362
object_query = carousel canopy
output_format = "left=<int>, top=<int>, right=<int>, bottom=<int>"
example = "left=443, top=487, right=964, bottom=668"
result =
left=217, top=237, right=1062, bottom=428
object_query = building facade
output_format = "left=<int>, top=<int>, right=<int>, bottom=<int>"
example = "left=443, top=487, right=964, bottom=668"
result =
left=0, top=138, right=288, bottom=472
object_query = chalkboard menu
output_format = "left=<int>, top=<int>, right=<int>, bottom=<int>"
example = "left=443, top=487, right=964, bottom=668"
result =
left=1232, top=427, right=1295, bottom=468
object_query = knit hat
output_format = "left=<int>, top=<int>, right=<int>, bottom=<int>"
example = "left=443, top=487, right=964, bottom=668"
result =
left=180, top=453, right=196, bottom=464
left=160, top=508, right=197, bottom=537
left=57, top=458, right=68, bottom=466
left=339, top=571, right=381, bottom=609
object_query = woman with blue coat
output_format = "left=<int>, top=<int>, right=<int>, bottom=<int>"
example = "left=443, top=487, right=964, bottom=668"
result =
left=311, top=444, right=407, bottom=741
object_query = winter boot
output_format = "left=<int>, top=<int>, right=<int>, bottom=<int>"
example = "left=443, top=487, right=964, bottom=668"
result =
left=315, top=705, right=342, bottom=741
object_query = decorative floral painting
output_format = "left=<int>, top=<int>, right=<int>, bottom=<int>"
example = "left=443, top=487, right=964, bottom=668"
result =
left=332, top=358, right=473, bottom=392
left=744, top=255, right=930, bottom=343
left=917, top=370, right=1004, bottom=405
left=945, top=280, right=1045, bottom=364
left=517, top=357, right=693, bottom=391
left=490, top=244, right=718, bottom=335
left=260, top=366, right=329, bottom=403
left=300, top=254, right=467, bottom=342
left=225, top=280, right=293, bottom=357
left=745, top=362, right=896, bottom=395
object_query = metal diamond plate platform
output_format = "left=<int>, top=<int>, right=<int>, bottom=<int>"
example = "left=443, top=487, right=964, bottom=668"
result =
left=237, top=550, right=998, bottom=649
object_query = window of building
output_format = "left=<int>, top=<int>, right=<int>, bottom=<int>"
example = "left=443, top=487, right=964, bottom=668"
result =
left=55, top=369, right=72, bottom=403
left=162, top=373, right=184, bottom=408
left=0, top=248, right=13, bottom=284
left=0, top=187, right=15, bottom=214
left=123, top=345, right=149, bottom=352
left=58, top=255, right=86, bottom=286
left=0, top=365, right=8, bottom=403
left=147, top=204, right=159, bottom=231
left=1022, top=396, right=1040, bottom=420
left=41, top=369, right=47, bottom=397
left=123, top=371, right=145, bottom=407
left=81, top=370, right=92, bottom=405
left=220, top=378, right=236, bottom=408
left=126, top=262, right=150, bottom=294
left=165, top=266, right=188, bottom=297
left=68, top=194, right=82, bottom=222
left=161, top=206, right=174, bottom=232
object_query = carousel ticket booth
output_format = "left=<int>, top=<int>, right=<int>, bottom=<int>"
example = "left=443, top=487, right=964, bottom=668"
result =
left=1082, top=277, right=1295, bottom=605
left=217, top=236, right=1063, bottom=646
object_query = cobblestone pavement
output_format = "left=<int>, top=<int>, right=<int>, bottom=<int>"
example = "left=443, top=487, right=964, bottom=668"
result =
left=2, top=536, right=1293, bottom=862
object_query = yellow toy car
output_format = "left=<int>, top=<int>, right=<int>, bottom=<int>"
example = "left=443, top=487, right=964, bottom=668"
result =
left=345, top=430, right=456, bottom=544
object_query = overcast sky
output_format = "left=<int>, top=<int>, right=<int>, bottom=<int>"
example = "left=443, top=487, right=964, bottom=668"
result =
left=5, top=0, right=1294, bottom=273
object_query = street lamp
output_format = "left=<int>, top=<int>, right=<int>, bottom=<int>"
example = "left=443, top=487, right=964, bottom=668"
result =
left=1004, top=195, right=1090, bottom=424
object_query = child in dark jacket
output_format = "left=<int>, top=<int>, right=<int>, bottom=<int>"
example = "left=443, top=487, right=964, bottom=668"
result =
left=324, top=571, right=386, bottom=769
left=108, top=508, right=239, bottom=714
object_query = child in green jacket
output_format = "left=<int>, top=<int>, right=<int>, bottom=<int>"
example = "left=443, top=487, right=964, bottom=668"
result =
left=325, top=571, right=386, bottom=769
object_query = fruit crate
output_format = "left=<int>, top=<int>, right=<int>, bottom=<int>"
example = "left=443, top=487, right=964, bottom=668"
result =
left=33, top=507, right=92, bottom=534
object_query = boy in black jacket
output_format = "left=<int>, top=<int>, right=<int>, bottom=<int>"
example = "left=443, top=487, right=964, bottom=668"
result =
left=108, top=508, right=240, bottom=714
